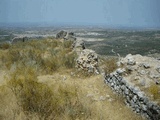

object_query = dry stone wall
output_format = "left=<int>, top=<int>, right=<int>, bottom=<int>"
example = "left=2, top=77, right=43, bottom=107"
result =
left=104, top=72, right=160, bottom=120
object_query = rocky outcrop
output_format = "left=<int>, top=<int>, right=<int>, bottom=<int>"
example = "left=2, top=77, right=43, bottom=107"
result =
left=64, top=32, right=76, bottom=40
left=56, top=30, right=76, bottom=40
left=12, top=37, right=28, bottom=43
left=76, top=49, right=99, bottom=74
left=72, top=39, right=85, bottom=54
left=56, top=30, right=67, bottom=39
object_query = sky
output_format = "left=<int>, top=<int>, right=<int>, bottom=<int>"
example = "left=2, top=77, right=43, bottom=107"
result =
left=0, top=0, right=160, bottom=28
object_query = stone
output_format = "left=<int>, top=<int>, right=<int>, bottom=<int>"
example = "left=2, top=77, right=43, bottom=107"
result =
left=155, top=80, right=160, bottom=85
left=139, top=79, right=146, bottom=86
left=156, top=66, right=160, bottom=73
left=139, top=70, right=146, bottom=75
left=137, top=91, right=144, bottom=98
left=56, top=30, right=67, bottom=39
left=72, top=40, right=85, bottom=52
left=76, top=49, right=99, bottom=74
left=64, top=32, right=76, bottom=40
left=126, top=54, right=136, bottom=65
left=126, top=66, right=134, bottom=72
left=132, top=95, right=138, bottom=102
left=143, top=63, right=150, bottom=69
left=116, top=68, right=125, bottom=74
left=125, top=88, right=129, bottom=95
left=142, top=104, right=147, bottom=111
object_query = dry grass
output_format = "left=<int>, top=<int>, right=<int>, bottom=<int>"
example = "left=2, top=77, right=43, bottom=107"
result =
left=148, top=84, right=160, bottom=100
left=0, top=38, right=144, bottom=120
left=0, top=43, right=11, bottom=50
left=102, top=58, right=118, bottom=75
left=0, top=39, right=76, bottom=74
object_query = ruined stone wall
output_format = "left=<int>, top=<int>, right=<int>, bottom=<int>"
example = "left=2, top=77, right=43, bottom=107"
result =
left=104, top=72, right=160, bottom=120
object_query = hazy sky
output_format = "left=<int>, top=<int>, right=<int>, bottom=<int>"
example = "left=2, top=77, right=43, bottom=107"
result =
left=0, top=0, right=160, bottom=27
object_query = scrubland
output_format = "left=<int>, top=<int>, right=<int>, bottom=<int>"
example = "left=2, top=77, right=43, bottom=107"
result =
left=0, top=38, right=143, bottom=120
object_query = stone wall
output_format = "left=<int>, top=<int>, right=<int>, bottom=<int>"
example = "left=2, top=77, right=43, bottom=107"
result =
left=104, top=72, right=160, bottom=120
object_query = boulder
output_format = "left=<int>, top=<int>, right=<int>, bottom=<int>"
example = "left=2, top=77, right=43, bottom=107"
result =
left=76, top=49, right=99, bottom=74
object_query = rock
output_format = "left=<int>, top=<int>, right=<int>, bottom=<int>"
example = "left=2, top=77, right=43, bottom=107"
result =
left=139, top=79, right=146, bottom=86
left=12, top=36, right=28, bottom=43
left=64, top=32, right=76, bottom=40
left=143, top=63, right=150, bottom=69
left=72, top=39, right=85, bottom=51
left=56, top=30, right=67, bottom=39
left=126, top=66, right=134, bottom=72
left=149, top=72, right=160, bottom=79
left=132, top=95, right=138, bottom=102
left=76, top=49, right=99, bottom=74
left=139, top=70, right=146, bottom=75
left=156, top=66, right=160, bottom=73
left=126, top=54, right=136, bottom=65
left=116, top=68, right=125, bottom=75
left=155, top=80, right=160, bottom=85
left=134, top=76, right=140, bottom=81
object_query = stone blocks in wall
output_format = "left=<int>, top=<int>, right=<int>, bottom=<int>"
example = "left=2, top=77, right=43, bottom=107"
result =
left=104, top=72, right=160, bottom=120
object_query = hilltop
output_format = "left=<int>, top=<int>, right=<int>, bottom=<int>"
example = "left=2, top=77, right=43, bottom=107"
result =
left=0, top=32, right=145, bottom=120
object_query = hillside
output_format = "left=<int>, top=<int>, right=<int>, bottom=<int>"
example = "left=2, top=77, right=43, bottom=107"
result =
left=0, top=37, right=144, bottom=120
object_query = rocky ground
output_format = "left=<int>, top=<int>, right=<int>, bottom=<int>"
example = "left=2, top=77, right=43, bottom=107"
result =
left=117, top=54, right=160, bottom=103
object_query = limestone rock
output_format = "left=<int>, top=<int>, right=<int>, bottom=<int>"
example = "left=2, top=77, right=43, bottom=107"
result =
left=64, top=32, right=76, bottom=40
left=76, top=49, right=99, bottom=74
left=72, top=39, right=85, bottom=52
left=126, top=54, right=136, bottom=65
left=143, top=63, right=151, bottom=69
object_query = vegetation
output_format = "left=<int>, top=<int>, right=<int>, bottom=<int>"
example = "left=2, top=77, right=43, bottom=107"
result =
left=0, top=38, right=143, bottom=120
left=5, top=64, right=91, bottom=119
left=0, top=39, right=76, bottom=74
left=102, top=58, right=118, bottom=75
left=148, top=84, right=160, bottom=100
left=0, top=43, right=11, bottom=50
